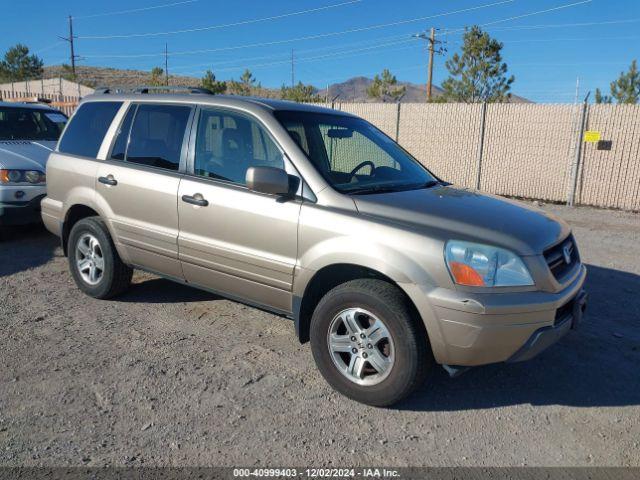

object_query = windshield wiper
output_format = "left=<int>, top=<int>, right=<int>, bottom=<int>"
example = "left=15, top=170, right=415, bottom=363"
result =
left=417, top=180, right=440, bottom=189
left=348, top=180, right=440, bottom=195
left=348, top=185, right=406, bottom=195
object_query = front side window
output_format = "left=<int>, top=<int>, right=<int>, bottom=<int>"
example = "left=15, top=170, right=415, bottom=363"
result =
left=193, top=108, right=284, bottom=185
left=275, top=110, right=436, bottom=194
left=125, top=103, right=192, bottom=171
left=58, top=102, right=122, bottom=157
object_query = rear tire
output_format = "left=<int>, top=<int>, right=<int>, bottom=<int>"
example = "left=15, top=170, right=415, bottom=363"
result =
left=310, top=279, right=432, bottom=407
left=68, top=217, right=132, bottom=299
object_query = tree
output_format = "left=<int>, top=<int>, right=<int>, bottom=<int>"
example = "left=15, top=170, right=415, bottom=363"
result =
left=366, top=69, right=406, bottom=102
left=228, top=69, right=258, bottom=96
left=149, top=67, right=165, bottom=86
left=280, top=82, right=321, bottom=102
left=594, top=88, right=612, bottom=104
left=0, top=44, right=44, bottom=82
left=200, top=69, right=226, bottom=94
left=596, top=60, right=639, bottom=104
left=439, top=26, right=514, bottom=103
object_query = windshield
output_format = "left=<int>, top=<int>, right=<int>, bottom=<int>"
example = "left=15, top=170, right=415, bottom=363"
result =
left=274, top=110, right=437, bottom=194
left=0, top=107, right=67, bottom=141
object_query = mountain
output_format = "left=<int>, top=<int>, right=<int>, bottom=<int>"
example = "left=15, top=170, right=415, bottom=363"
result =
left=319, top=76, right=442, bottom=103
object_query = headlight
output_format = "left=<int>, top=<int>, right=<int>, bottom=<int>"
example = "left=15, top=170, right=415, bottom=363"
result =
left=445, top=240, right=534, bottom=287
left=0, top=169, right=46, bottom=184
left=24, top=170, right=44, bottom=184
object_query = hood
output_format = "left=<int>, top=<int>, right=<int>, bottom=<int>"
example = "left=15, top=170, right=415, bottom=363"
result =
left=353, top=185, right=569, bottom=256
left=0, top=140, right=56, bottom=171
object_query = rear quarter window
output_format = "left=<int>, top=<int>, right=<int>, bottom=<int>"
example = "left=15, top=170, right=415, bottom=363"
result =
left=58, top=101, right=122, bottom=158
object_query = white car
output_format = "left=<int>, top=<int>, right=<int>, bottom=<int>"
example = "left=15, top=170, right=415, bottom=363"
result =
left=0, top=101, right=67, bottom=226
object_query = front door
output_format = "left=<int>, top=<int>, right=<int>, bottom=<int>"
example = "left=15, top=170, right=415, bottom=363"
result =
left=177, top=107, right=301, bottom=313
left=96, top=102, right=193, bottom=279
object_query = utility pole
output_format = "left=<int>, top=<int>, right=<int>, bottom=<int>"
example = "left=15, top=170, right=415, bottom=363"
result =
left=60, top=15, right=79, bottom=77
left=291, top=49, right=295, bottom=87
left=164, top=43, right=169, bottom=86
left=413, top=27, right=445, bottom=102
left=426, top=27, right=435, bottom=101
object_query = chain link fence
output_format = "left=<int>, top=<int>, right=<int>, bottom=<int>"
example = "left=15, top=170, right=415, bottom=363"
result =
left=327, top=102, right=640, bottom=212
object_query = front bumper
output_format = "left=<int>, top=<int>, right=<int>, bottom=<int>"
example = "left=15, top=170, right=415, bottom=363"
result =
left=507, top=288, right=587, bottom=362
left=404, top=264, right=587, bottom=366
left=0, top=195, right=46, bottom=226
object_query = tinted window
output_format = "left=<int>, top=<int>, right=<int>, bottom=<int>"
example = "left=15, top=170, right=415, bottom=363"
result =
left=110, top=105, right=136, bottom=161
left=0, top=107, right=67, bottom=141
left=194, top=108, right=283, bottom=184
left=58, top=102, right=122, bottom=157
left=126, top=104, right=192, bottom=171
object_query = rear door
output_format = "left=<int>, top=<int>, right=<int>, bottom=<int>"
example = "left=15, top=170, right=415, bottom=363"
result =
left=96, top=102, right=194, bottom=279
left=177, top=106, right=301, bottom=314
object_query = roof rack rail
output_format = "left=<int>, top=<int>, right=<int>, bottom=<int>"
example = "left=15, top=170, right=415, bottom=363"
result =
left=93, top=85, right=213, bottom=95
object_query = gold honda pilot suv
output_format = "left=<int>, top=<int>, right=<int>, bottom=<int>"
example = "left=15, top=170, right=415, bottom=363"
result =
left=42, top=87, right=587, bottom=406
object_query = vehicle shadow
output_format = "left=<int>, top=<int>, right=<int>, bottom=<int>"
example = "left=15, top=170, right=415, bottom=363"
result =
left=117, top=277, right=222, bottom=304
left=0, top=224, right=58, bottom=277
left=397, top=264, right=640, bottom=411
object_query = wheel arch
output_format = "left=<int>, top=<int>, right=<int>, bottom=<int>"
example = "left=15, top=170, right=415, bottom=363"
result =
left=62, top=204, right=101, bottom=256
left=293, top=263, right=426, bottom=345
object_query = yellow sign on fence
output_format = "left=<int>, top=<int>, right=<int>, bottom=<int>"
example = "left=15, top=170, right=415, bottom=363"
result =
left=584, top=131, right=602, bottom=143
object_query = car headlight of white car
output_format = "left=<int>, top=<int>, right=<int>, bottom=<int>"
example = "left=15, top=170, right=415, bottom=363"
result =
left=0, top=169, right=46, bottom=185
left=445, top=240, right=534, bottom=287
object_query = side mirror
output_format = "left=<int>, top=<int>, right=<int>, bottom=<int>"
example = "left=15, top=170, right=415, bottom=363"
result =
left=246, top=166, right=292, bottom=196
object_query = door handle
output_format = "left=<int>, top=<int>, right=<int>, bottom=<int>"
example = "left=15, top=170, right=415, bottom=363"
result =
left=98, top=175, right=117, bottom=186
left=181, top=193, right=209, bottom=207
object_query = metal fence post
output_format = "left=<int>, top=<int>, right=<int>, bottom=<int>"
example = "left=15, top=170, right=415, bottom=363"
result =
left=395, top=102, right=401, bottom=142
left=475, top=102, right=488, bottom=190
left=567, top=100, right=589, bottom=206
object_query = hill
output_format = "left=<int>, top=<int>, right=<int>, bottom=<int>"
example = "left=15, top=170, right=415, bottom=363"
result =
left=43, top=65, right=529, bottom=103
left=43, top=65, right=200, bottom=89
left=319, top=76, right=442, bottom=103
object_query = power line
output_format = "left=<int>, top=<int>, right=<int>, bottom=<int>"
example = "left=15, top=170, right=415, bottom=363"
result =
left=33, top=41, right=66, bottom=55
left=167, top=33, right=414, bottom=72
left=446, top=34, right=640, bottom=46
left=78, top=0, right=363, bottom=40
left=439, top=0, right=593, bottom=36
left=471, top=17, right=640, bottom=33
left=82, top=0, right=515, bottom=59
left=73, top=0, right=199, bottom=20
left=177, top=39, right=417, bottom=76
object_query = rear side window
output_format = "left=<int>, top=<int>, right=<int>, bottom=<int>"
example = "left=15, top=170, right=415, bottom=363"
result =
left=125, top=104, right=192, bottom=171
left=58, top=102, right=122, bottom=157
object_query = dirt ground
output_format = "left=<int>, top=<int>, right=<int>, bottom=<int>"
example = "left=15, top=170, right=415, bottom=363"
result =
left=0, top=204, right=638, bottom=467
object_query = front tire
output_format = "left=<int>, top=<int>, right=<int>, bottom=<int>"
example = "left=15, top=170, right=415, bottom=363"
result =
left=310, top=279, right=432, bottom=407
left=68, top=217, right=132, bottom=299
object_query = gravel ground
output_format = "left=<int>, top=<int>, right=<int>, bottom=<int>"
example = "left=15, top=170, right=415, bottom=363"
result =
left=0, top=204, right=638, bottom=467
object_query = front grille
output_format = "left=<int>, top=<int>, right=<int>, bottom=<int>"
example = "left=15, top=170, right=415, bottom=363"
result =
left=544, top=234, right=579, bottom=281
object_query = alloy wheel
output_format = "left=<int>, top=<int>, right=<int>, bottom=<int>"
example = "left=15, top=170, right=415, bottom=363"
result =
left=75, top=233, right=105, bottom=285
left=327, top=307, right=395, bottom=386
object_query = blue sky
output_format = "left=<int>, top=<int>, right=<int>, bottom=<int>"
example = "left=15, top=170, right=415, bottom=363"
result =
left=2, top=0, right=639, bottom=102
